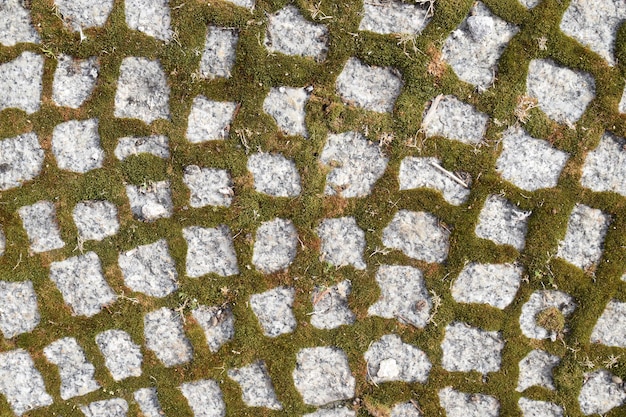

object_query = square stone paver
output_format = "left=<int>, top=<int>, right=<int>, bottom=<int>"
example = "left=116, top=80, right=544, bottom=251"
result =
left=44, top=337, right=100, bottom=400
left=359, top=0, right=431, bottom=35
left=114, top=135, right=170, bottom=160
left=382, top=210, right=449, bottom=263
left=557, top=204, right=610, bottom=270
left=52, top=55, right=99, bottom=109
left=441, top=322, right=504, bottom=374
left=52, top=118, right=105, bottom=173
left=0, top=349, right=52, bottom=416
left=438, top=387, right=499, bottom=417
left=144, top=307, right=193, bottom=367
left=124, top=0, right=172, bottom=41
left=200, top=26, right=239, bottom=79
left=475, top=195, right=530, bottom=251
left=179, top=379, right=226, bottom=417
left=73, top=200, right=119, bottom=241
left=80, top=398, right=128, bottom=417
left=0, top=280, right=40, bottom=339
left=252, top=218, right=298, bottom=274
left=263, top=86, right=310, bottom=137
left=54, top=0, right=114, bottom=31
left=580, top=131, right=626, bottom=197
left=192, top=305, right=235, bottom=353
left=18, top=200, right=65, bottom=253
left=0, top=0, right=40, bottom=46
left=134, top=387, right=164, bottom=417
left=364, top=334, right=431, bottom=384
left=516, top=349, right=560, bottom=392
left=95, top=329, right=143, bottom=381
left=247, top=152, right=301, bottom=197
left=519, top=290, right=576, bottom=340
left=399, top=157, right=471, bottom=206
left=310, top=280, right=355, bottom=330
left=421, top=95, right=489, bottom=145
left=183, top=165, right=233, bottom=208
left=250, top=286, right=296, bottom=337
left=590, top=299, right=626, bottom=347
left=452, top=262, right=522, bottom=309
left=227, top=361, right=282, bottom=410
left=183, top=225, right=239, bottom=277
left=0, top=52, right=44, bottom=114
left=125, top=181, right=173, bottom=222
left=0, top=132, right=44, bottom=191
left=317, top=217, right=366, bottom=270
left=186, top=95, right=237, bottom=143
left=118, top=239, right=178, bottom=298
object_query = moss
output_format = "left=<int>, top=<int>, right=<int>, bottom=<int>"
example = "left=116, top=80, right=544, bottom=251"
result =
left=536, top=307, right=566, bottom=336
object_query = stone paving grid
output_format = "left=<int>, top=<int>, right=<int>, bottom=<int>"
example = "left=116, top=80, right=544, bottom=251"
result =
left=0, top=1, right=625, bottom=416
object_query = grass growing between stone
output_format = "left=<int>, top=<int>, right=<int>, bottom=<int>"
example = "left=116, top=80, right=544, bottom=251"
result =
left=0, top=0, right=626, bottom=415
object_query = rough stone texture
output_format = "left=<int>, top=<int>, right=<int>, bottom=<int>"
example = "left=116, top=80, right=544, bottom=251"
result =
left=95, top=329, right=142, bottom=381
left=49, top=252, right=116, bottom=317
left=590, top=300, right=626, bottom=347
left=18, top=201, right=65, bottom=253
left=52, top=118, right=104, bottom=173
left=526, top=59, right=595, bottom=125
left=265, top=5, right=329, bottom=61
left=228, top=361, right=282, bottom=410
left=320, top=131, right=388, bottom=198
left=0, top=52, right=44, bottom=114
left=44, top=337, right=100, bottom=400
left=560, top=0, right=626, bottom=66
left=125, top=0, right=172, bottom=41
left=0, top=281, right=40, bottom=339
left=73, top=200, right=119, bottom=241
left=134, top=387, right=164, bottom=417
left=125, top=181, right=173, bottom=222
left=519, top=290, right=576, bottom=340
left=364, top=334, right=431, bottom=384
left=422, top=95, right=489, bottom=145
left=247, top=152, right=301, bottom=197
left=359, top=0, right=431, bottom=35
left=475, top=195, right=530, bottom=251
left=304, top=408, right=356, bottom=417
left=201, top=26, right=238, bottom=79
left=52, top=55, right=99, bottom=108
left=382, top=210, right=450, bottom=263
left=581, top=132, right=626, bottom=197
left=81, top=399, right=128, bottom=417
left=0, top=349, right=52, bottom=416
left=250, top=286, right=296, bottom=337
left=516, top=349, right=560, bottom=392
left=578, top=369, right=626, bottom=415
left=293, top=346, right=355, bottom=406
left=317, top=217, right=366, bottom=270
left=192, top=305, right=235, bottom=353
left=263, top=86, right=310, bottom=137
left=441, top=2, right=518, bottom=89
left=119, top=239, right=178, bottom=298
left=441, top=322, right=504, bottom=375
left=368, top=265, right=431, bottom=328
left=144, top=307, right=193, bottom=367
left=620, top=86, right=626, bottom=114
left=114, top=135, right=170, bottom=160
left=310, top=280, right=355, bottom=330
left=335, top=58, right=403, bottom=113
left=0, top=132, right=44, bottom=191
left=54, top=0, right=114, bottom=31
left=183, top=165, right=233, bottom=208
left=557, top=204, right=610, bottom=270
left=452, top=262, right=522, bottom=309
left=399, top=157, right=470, bottom=206
left=518, top=0, right=540, bottom=9
left=114, top=57, right=170, bottom=124
left=0, top=0, right=40, bottom=46
left=253, top=218, right=298, bottom=274
left=438, top=387, right=499, bottom=417
left=183, top=225, right=239, bottom=277
left=518, top=398, right=563, bottom=417
left=391, top=402, right=423, bottom=417
left=186, top=95, right=237, bottom=143
left=496, top=126, right=569, bottom=192
left=179, top=379, right=226, bottom=417
left=224, top=0, right=254, bottom=10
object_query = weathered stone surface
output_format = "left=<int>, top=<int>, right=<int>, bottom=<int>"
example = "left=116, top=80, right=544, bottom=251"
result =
left=247, top=152, right=301, bottom=197
left=228, top=361, right=282, bottom=410
left=18, top=201, right=65, bottom=253
left=125, top=181, right=173, bottom=222
left=475, top=195, right=530, bottom=251
left=293, top=346, right=355, bottom=406
left=192, top=305, right=234, bottom=353
left=179, top=379, right=226, bottom=417
left=519, top=398, right=563, bottom=417
left=95, top=329, right=143, bottom=381
left=0, top=280, right=40, bottom=339
left=442, top=1, right=518, bottom=88
left=391, top=402, right=423, bottom=417
left=114, top=135, right=170, bottom=160
left=265, top=5, right=329, bottom=61
left=310, top=280, right=355, bottom=330
left=0, top=0, right=40, bottom=46
left=224, top=0, right=254, bottom=10
left=441, top=322, right=504, bottom=374
left=382, top=210, right=449, bottom=263
left=557, top=204, right=610, bottom=270
left=0, top=349, right=52, bottom=416
left=183, top=225, right=239, bottom=277
left=368, top=265, right=431, bottom=328
left=359, top=0, right=431, bottom=35
left=399, top=157, right=470, bottom=206
left=519, top=290, right=576, bottom=340
left=422, top=95, right=489, bottom=145
left=81, top=398, right=128, bottom=417
left=516, top=349, right=560, bottom=392
left=52, top=55, right=99, bottom=108
left=439, top=387, right=499, bottom=417
left=125, top=0, right=172, bottom=41
left=518, top=0, right=540, bottom=9
left=496, top=126, right=569, bottom=192
left=335, top=58, right=403, bottom=113
left=0, top=52, right=44, bottom=114
left=49, top=252, right=116, bottom=317
left=186, top=95, right=237, bottom=143
left=250, top=286, right=296, bottom=337
left=119, top=239, right=178, bottom=298
left=263, top=86, right=310, bottom=137
left=526, top=59, right=595, bottom=125
left=452, top=262, right=522, bottom=309
left=201, top=26, right=238, bottom=79
left=144, top=308, right=193, bottom=367
left=183, top=165, right=233, bottom=208
left=73, top=200, right=119, bottom=241
left=252, top=218, right=298, bottom=274
left=578, top=369, right=626, bottom=415
left=590, top=300, right=626, bottom=347
left=134, top=387, right=164, bottom=417
left=114, top=57, right=170, bottom=124
left=0, top=132, right=44, bottom=191
left=581, top=132, right=626, bottom=197
left=52, top=118, right=104, bottom=173
left=44, top=337, right=100, bottom=400
left=364, top=334, right=431, bottom=383
left=317, top=217, right=366, bottom=270
left=54, top=0, right=114, bottom=31
left=320, top=131, right=388, bottom=198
